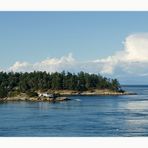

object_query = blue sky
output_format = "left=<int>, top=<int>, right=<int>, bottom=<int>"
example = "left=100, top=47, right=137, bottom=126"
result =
left=1, top=12, right=148, bottom=84
left=0, top=12, right=146, bottom=66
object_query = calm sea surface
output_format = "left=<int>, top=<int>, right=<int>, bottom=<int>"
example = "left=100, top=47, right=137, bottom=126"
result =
left=1, top=86, right=148, bottom=137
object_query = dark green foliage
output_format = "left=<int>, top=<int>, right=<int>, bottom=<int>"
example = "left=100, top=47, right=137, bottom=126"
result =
left=118, top=89, right=125, bottom=93
left=110, top=79, right=121, bottom=91
left=26, top=91, right=38, bottom=97
left=0, top=71, right=121, bottom=98
left=0, top=86, right=8, bottom=98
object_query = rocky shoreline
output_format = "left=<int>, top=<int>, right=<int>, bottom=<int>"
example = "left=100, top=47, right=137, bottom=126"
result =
left=0, top=96, right=70, bottom=102
left=51, top=89, right=137, bottom=96
left=0, top=90, right=137, bottom=102
left=60, top=91, right=137, bottom=96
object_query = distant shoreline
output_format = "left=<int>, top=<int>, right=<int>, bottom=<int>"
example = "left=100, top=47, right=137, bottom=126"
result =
left=122, top=85, right=148, bottom=87
left=60, top=92, right=137, bottom=96
left=0, top=89, right=137, bottom=102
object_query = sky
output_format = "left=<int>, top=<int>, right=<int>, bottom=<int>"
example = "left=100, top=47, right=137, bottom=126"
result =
left=1, top=12, right=148, bottom=84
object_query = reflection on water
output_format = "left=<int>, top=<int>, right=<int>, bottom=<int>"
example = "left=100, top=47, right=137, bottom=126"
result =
left=121, top=101, right=148, bottom=110
left=38, top=102, right=50, bottom=110
left=126, top=119, right=148, bottom=125
left=0, top=86, right=148, bottom=136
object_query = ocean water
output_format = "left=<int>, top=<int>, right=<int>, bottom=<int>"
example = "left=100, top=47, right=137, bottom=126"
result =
left=1, top=86, right=148, bottom=137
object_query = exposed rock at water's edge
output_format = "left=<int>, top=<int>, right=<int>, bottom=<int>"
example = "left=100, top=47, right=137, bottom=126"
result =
left=0, top=96, right=70, bottom=102
left=0, top=89, right=137, bottom=102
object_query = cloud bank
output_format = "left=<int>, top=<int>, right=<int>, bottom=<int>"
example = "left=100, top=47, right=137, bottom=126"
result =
left=93, top=33, right=148, bottom=76
left=3, top=33, right=148, bottom=84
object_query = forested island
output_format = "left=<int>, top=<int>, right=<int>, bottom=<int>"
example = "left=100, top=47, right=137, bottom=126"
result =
left=0, top=71, right=134, bottom=101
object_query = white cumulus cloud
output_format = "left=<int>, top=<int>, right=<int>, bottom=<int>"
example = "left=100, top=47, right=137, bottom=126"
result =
left=9, top=53, right=76, bottom=73
left=33, top=53, right=76, bottom=72
left=9, top=61, right=32, bottom=72
left=94, top=33, right=148, bottom=75
left=124, top=33, right=148, bottom=62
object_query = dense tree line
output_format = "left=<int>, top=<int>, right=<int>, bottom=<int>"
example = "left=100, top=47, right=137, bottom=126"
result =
left=0, top=71, right=122, bottom=98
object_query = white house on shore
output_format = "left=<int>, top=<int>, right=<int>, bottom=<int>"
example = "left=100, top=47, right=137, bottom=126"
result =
left=38, top=93, right=54, bottom=98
